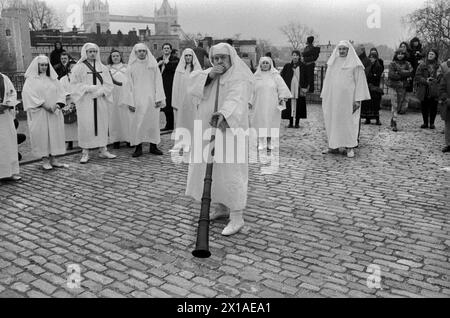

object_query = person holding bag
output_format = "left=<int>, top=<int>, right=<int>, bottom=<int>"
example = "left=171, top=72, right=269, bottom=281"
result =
left=414, top=49, right=440, bottom=129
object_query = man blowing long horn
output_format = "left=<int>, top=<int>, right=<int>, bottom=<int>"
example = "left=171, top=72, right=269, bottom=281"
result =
left=186, top=43, right=255, bottom=236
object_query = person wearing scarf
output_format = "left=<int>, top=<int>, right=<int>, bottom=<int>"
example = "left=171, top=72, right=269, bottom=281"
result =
left=22, top=55, right=68, bottom=170
left=320, top=40, right=371, bottom=158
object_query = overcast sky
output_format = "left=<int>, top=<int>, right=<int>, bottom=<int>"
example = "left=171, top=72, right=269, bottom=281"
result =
left=47, top=0, right=427, bottom=48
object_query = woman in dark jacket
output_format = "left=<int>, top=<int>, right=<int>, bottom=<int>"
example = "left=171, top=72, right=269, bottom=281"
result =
left=414, top=49, right=440, bottom=129
left=398, top=41, right=414, bottom=97
left=280, top=50, right=309, bottom=128
left=50, top=41, right=65, bottom=67
left=362, top=51, right=385, bottom=125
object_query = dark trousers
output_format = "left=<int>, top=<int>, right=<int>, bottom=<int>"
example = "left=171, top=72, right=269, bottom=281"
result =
left=305, top=63, right=315, bottom=93
left=421, top=97, right=438, bottom=126
left=163, top=107, right=174, bottom=130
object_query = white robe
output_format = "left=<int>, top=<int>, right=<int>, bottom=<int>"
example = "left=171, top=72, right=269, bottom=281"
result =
left=0, top=74, right=19, bottom=179
left=70, top=61, right=114, bottom=149
left=60, top=74, right=78, bottom=142
left=186, top=70, right=252, bottom=211
left=320, top=58, right=370, bottom=149
left=108, top=63, right=130, bottom=143
left=173, top=70, right=196, bottom=133
left=123, top=59, right=166, bottom=146
left=22, top=75, right=66, bottom=158
left=251, top=72, right=292, bottom=135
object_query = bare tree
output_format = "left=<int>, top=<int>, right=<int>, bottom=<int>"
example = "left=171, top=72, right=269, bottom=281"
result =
left=4, top=0, right=63, bottom=31
left=403, top=0, right=450, bottom=58
left=280, top=22, right=317, bottom=50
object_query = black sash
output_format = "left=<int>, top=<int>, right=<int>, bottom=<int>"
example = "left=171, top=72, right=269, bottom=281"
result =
left=83, top=60, right=104, bottom=85
left=0, top=75, right=5, bottom=104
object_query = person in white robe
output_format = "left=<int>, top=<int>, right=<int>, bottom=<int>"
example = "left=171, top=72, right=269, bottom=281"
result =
left=320, top=40, right=371, bottom=158
left=186, top=42, right=255, bottom=236
left=107, top=49, right=130, bottom=149
left=172, top=48, right=202, bottom=153
left=123, top=43, right=166, bottom=157
left=70, top=43, right=116, bottom=164
left=60, top=60, right=78, bottom=150
left=0, top=72, right=21, bottom=181
left=250, top=57, right=292, bottom=150
left=22, top=55, right=68, bottom=170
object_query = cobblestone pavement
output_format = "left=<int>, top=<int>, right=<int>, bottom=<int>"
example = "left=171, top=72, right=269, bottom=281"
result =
left=1, top=105, right=449, bottom=298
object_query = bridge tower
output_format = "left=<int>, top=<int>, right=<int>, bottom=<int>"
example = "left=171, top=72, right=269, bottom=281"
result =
left=154, top=0, right=178, bottom=35
left=83, top=0, right=110, bottom=33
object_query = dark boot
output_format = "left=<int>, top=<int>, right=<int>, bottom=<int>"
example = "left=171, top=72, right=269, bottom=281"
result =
left=364, top=118, right=371, bottom=125
left=132, top=144, right=143, bottom=158
left=442, top=146, right=450, bottom=153
left=295, top=119, right=300, bottom=129
left=288, top=118, right=294, bottom=128
left=113, top=142, right=121, bottom=149
left=392, top=120, right=398, bottom=132
left=67, top=141, right=73, bottom=151
left=150, top=143, right=163, bottom=156
left=375, top=117, right=381, bottom=125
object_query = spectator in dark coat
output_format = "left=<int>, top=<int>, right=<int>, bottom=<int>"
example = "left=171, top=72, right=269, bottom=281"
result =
left=362, top=51, right=385, bottom=125
left=157, top=43, right=180, bottom=131
left=50, top=41, right=65, bottom=67
left=414, top=49, right=440, bottom=129
left=280, top=50, right=309, bottom=128
left=302, top=36, right=320, bottom=93
left=53, top=52, right=72, bottom=80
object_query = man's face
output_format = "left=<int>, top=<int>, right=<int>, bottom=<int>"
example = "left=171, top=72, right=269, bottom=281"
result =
left=137, top=49, right=147, bottom=60
left=87, top=49, right=97, bottom=61
left=338, top=46, right=349, bottom=57
left=213, top=54, right=231, bottom=72
left=56, top=43, right=62, bottom=50
left=60, top=55, right=69, bottom=65
left=261, top=60, right=271, bottom=71
left=163, top=45, right=172, bottom=56
left=292, top=53, right=300, bottom=63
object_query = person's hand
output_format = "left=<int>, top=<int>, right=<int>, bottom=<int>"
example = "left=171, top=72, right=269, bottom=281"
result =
left=353, top=101, right=361, bottom=114
left=301, top=88, right=308, bottom=94
left=210, top=112, right=229, bottom=132
left=158, top=60, right=165, bottom=66
left=248, top=103, right=253, bottom=110
left=209, top=65, right=226, bottom=80
left=128, top=105, right=136, bottom=113
left=155, top=101, right=163, bottom=108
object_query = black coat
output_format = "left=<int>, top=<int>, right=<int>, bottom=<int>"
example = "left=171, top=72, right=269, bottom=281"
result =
left=280, top=62, right=308, bottom=119
left=157, top=55, right=179, bottom=108
left=54, top=63, right=70, bottom=80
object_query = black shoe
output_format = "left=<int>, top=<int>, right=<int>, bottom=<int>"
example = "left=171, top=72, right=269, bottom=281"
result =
left=442, top=146, right=450, bottom=153
left=288, top=124, right=294, bottom=128
left=429, top=124, right=435, bottom=129
left=132, top=145, right=143, bottom=158
left=113, top=142, right=121, bottom=149
left=421, top=124, right=428, bottom=129
left=18, top=153, right=22, bottom=161
left=161, top=127, right=173, bottom=132
left=150, top=144, right=163, bottom=156
left=375, top=119, right=381, bottom=126
left=392, top=121, right=398, bottom=132
left=67, top=141, right=73, bottom=151
left=364, top=119, right=371, bottom=125
left=295, top=124, right=300, bottom=129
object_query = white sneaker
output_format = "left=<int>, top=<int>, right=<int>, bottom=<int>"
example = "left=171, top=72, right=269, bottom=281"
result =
left=221, top=211, right=244, bottom=236
left=42, top=158, right=53, bottom=170
left=80, top=152, right=89, bottom=164
left=50, top=157, right=67, bottom=168
left=347, top=149, right=355, bottom=158
left=99, top=150, right=117, bottom=159
left=210, top=204, right=230, bottom=220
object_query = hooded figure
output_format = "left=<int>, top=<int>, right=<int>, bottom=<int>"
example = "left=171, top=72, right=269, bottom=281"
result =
left=123, top=43, right=166, bottom=157
left=0, top=72, right=20, bottom=180
left=320, top=40, right=370, bottom=158
left=185, top=42, right=255, bottom=236
left=107, top=49, right=130, bottom=148
left=22, top=55, right=67, bottom=170
left=50, top=41, right=65, bottom=67
left=250, top=57, right=292, bottom=150
left=172, top=48, right=202, bottom=152
left=71, top=43, right=116, bottom=163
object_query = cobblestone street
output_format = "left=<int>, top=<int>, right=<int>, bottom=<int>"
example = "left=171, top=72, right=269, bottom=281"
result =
left=1, top=104, right=449, bottom=298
